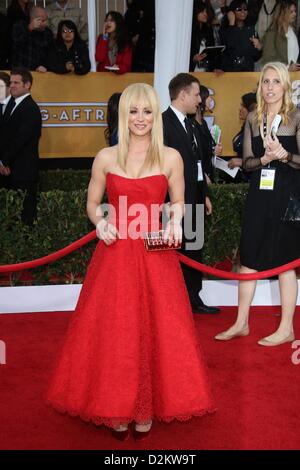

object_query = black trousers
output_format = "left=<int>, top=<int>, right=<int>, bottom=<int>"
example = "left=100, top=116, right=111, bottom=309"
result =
left=8, top=179, right=38, bottom=225
left=180, top=248, right=203, bottom=306
left=180, top=210, right=203, bottom=306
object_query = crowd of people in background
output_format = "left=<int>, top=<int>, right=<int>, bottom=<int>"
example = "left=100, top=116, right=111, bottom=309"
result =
left=3, top=1, right=299, bottom=191
left=1, top=0, right=300, bottom=195
left=190, top=0, right=300, bottom=72
left=0, top=0, right=156, bottom=74
left=0, top=0, right=91, bottom=74
left=1, top=1, right=299, bottom=190
left=0, top=0, right=299, bottom=74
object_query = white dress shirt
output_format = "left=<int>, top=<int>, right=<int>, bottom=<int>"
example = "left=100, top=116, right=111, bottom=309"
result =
left=287, top=26, right=299, bottom=65
left=170, top=105, right=188, bottom=132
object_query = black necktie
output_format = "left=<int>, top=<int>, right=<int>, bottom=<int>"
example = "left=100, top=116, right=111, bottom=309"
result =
left=184, top=117, right=197, bottom=155
left=3, top=97, right=16, bottom=120
left=0, top=103, right=3, bottom=118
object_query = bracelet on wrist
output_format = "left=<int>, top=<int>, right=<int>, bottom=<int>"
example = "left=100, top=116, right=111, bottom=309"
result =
left=103, top=34, right=108, bottom=40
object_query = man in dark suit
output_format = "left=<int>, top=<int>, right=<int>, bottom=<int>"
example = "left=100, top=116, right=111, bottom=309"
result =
left=0, top=68, right=42, bottom=225
left=162, top=73, right=219, bottom=314
left=0, top=71, right=11, bottom=190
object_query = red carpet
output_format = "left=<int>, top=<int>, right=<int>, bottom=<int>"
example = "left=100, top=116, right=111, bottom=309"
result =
left=0, top=306, right=299, bottom=450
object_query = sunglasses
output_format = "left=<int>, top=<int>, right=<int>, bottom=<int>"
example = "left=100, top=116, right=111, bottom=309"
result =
left=62, top=28, right=75, bottom=33
left=235, top=7, right=248, bottom=11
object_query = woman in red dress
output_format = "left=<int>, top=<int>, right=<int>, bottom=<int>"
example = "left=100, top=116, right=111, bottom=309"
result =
left=95, top=11, right=132, bottom=74
left=47, top=83, right=215, bottom=440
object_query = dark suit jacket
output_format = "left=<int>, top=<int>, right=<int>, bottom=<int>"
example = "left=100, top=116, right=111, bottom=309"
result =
left=194, top=118, right=215, bottom=181
left=162, top=106, right=207, bottom=206
left=162, top=107, right=208, bottom=262
left=0, top=95, right=42, bottom=182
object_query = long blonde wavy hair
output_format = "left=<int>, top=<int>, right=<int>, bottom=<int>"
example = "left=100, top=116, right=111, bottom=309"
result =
left=256, top=62, right=295, bottom=126
left=117, top=83, right=164, bottom=172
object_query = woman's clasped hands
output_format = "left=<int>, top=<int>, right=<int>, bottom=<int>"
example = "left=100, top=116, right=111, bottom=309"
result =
left=264, top=134, right=288, bottom=162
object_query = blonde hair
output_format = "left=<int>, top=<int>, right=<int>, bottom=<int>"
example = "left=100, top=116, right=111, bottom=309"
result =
left=256, top=62, right=295, bottom=126
left=117, top=83, right=164, bottom=172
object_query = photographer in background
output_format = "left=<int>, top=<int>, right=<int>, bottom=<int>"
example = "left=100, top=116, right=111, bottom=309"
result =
left=46, top=19, right=91, bottom=75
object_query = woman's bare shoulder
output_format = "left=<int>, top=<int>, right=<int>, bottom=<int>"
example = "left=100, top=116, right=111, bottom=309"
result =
left=93, top=145, right=118, bottom=169
left=163, top=146, right=183, bottom=177
left=164, top=146, right=182, bottom=163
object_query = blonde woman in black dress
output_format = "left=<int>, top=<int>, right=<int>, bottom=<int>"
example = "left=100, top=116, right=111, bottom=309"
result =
left=215, top=61, right=300, bottom=346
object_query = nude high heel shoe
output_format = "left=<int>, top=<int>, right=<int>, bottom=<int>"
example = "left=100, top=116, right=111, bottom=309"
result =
left=133, top=421, right=152, bottom=440
left=214, top=326, right=249, bottom=341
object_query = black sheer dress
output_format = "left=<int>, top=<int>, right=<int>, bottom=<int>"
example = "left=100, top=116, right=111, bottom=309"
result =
left=240, top=109, right=300, bottom=270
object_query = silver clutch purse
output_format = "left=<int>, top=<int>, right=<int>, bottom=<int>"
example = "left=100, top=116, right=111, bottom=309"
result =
left=144, top=230, right=182, bottom=251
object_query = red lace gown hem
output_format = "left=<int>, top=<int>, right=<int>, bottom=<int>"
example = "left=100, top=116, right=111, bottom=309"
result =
left=46, top=400, right=216, bottom=428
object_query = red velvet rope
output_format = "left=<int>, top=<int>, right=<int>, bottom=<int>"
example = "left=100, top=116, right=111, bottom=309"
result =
left=0, top=230, right=97, bottom=273
left=177, top=253, right=300, bottom=280
left=0, top=229, right=299, bottom=280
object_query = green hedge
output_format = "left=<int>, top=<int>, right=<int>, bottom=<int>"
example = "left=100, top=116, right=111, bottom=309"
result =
left=204, top=183, right=248, bottom=266
left=39, top=169, right=91, bottom=192
left=0, top=184, right=248, bottom=285
left=0, top=189, right=96, bottom=285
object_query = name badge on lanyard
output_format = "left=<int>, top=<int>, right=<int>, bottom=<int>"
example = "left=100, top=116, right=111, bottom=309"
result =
left=197, top=160, right=203, bottom=182
left=259, top=168, right=276, bottom=190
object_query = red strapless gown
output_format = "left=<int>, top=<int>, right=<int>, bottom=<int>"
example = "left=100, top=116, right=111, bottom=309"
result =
left=47, top=174, right=215, bottom=428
